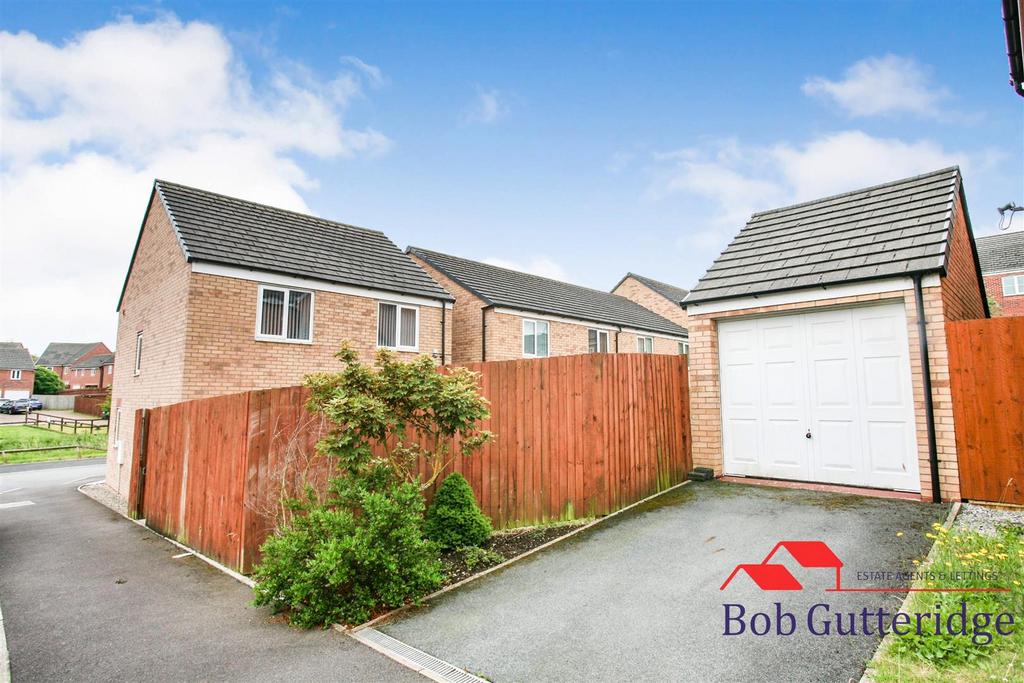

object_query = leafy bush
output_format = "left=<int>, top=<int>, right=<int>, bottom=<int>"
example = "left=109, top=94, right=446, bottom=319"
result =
left=459, top=545, right=505, bottom=570
left=425, top=473, right=492, bottom=550
left=252, top=466, right=442, bottom=628
left=33, top=366, right=65, bottom=394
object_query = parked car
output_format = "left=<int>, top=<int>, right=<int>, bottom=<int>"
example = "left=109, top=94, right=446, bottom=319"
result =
left=8, top=399, right=32, bottom=414
left=28, top=398, right=43, bottom=410
left=0, top=399, right=13, bottom=414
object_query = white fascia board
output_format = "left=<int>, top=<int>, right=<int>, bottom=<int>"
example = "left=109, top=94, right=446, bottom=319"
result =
left=684, top=275, right=941, bottom=316
left=191, top=262, right=446, bottom=308
left=491, top=307, right=687, bottom=341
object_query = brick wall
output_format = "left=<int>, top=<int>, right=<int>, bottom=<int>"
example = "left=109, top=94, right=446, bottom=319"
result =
left=0, top=369, right=35, bottom=397
left=941, top=194, right=987, bottom=321
left=411, top=254, right=486, bottom=363
left=612, top=276, right=689, bottom=330
left=984, top=271, right=1024, bottom=317
left=107, top=192, right=192, bottom=495
left=181, top=273, right=451, bottom=400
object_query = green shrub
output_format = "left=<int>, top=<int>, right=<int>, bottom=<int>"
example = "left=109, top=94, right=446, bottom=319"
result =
left=252, top=468, right=442, bottom=628
left=425, top=473, right=492, bottom=550
left=459, top=545, right=505, bottom=570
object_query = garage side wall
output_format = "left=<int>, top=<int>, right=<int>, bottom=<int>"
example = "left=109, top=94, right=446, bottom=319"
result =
left=941, top=194, right=987, bottom=322
left=687, top=286, right=961, bottom=501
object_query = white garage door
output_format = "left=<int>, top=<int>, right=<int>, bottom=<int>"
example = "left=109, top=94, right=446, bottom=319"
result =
left=2, top=389, right=30, bottom=399
left=719, top=301, right=920, bottom=492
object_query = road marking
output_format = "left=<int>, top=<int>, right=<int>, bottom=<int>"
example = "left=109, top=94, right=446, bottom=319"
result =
left=0, top=488, right=22, bottom=496
left=64, top=475, right=104, bottom=485
left=0, top=501, right=34, bottom=510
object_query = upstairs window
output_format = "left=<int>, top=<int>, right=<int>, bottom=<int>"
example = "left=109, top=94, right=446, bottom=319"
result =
left=134, top=332, right=143, bottom=375
left=1002, top=274, right=1024, bottom=297
left=11, top=369, right=21, bottom=380
left=678, top=341, right=689, bottom=355
left=257, top=285, right=313, bottom=343
left=523, top=319, right=550, bottom=357
left=588, top=329, right=609, bottom=353
left=637, top=336, right=654, bottom=353
left=377, top=303, right=419, bottom=351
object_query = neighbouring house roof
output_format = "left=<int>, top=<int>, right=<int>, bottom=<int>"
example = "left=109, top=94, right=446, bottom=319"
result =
left=37, top=342, right=102, bottom=367
left=408, top=247, right=688, bottom=337
left=117, top=180, right=453, bottom=310
left=976, top=231, right=1024, bottom=273
left=0, top=342, right=34, bottom=371
left=685, top=167, right=978, bottom=304
left=615, top=272, right=690, bottom=306
left=73, top=353, right=115, bottom=369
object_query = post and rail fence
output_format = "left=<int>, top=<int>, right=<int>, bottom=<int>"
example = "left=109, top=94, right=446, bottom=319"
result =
left=127, top=353, right=692, bottom=573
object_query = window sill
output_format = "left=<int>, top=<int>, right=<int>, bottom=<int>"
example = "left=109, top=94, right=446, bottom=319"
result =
left=378, top=345, right=419, bottom=353
left=255, top=336, right=314, bottom=345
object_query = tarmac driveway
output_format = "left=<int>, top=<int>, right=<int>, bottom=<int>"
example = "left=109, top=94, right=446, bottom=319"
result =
left=379, top=481, right=948, bottom=682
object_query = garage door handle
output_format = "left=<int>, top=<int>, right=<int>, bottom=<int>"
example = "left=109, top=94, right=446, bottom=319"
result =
left=805, top=430, right=812, bottom=439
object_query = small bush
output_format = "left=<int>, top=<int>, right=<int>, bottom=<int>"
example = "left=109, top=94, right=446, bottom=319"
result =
left=252, top=471, right=442, bottom=628
left=425, top=473, right=492, bottom=550
left=460, top=546, right=505, bottom=570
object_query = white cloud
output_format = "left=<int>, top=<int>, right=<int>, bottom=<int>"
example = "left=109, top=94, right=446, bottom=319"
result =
left=0, top=15, right=391, bottom=353
left=340, top=55, right=387, bottom=88
left=462, top=86, right=507, bottom=124
left=802, top=54, right=950, bottom=118
left=482, top=256, right=570, bottom=282
left=650, top=130, right=979, bottom=252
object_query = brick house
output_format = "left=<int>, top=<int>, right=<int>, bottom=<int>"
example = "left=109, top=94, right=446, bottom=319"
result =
left=612, top=273, right=690, bottom=350
left=107, top=180, right=454, bottom=495
left=0, top=342, right=35, bottom=399
left=67, top=353, right=116, bottom=390
left=683, top=167, right=988, bottom=503
left=36, top=341, right=112, bottom=388
left=408, top=247, right=688, bottom=364
left=975, top=231, right=1024, bottom=316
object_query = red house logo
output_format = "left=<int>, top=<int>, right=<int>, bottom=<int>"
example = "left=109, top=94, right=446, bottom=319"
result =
left=720, top=541, right=843, bottom=591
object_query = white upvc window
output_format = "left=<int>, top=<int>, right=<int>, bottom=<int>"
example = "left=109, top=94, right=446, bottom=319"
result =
left=522, top=319, right=550, bottom=358
left=377, top=302, right=419, bottom=351
left=11, top=369, right=21, bottom=380
left=636, top=336, right=654, bottom=353
left=1002, top=274, right=1024, bottom=296
left=256, top=285, right=313, bottom=343
left=134, top=331, right=143, bottom=376
left=678, top=341, right=689, bottom=355
left=588, top=329, right=609, bottom=353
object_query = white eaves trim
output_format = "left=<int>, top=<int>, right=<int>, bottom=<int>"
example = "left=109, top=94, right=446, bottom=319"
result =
left=191, top=262, right=447, bottom=309
left=491, top=306, right=687, bottom=341
left=684, top=274, right=941, bottom=316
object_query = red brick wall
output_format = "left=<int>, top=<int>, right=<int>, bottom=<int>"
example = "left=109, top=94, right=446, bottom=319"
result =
left=0, top=369, right=35, bottom=397
left=612, top=276, right=689, bottom=330
left=984, top=271, right=1024, bottom=317
left=940, top=194, right=987, bottom=321
left=411, top=255, right=487, bottom=364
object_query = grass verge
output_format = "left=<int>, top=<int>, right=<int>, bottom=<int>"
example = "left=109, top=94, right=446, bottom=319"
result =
left=0, top=425, right=107, bottom=464
left=867, top=521, right=1024, bottom=683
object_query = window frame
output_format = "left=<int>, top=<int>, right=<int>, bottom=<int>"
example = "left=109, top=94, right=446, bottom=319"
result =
left=134, top=331, right=143, bottom=376
left=678, top=341, right=689, bottom=355
left=588, top=328, right=610, bottom=353
left=522, top=319, right=550, bottom=358
left=11, top=369, right=21, bottom=381
left=255, top=284, right=314, bottom=344
left=1002, top=274, right=1024, bottom=297
left=636, top=335, right=654, bottom=353
left=376, top=301, right=420, bottom=352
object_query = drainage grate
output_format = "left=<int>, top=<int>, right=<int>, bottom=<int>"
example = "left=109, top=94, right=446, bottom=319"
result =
left=353, top=628, right=486, bottom=683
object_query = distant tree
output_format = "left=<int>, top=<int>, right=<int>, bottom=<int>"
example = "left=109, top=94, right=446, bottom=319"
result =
left=33, top=366, right=64, bottom=394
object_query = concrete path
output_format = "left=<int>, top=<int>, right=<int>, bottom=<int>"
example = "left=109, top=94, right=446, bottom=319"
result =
left=0, top=460, right=417, bottom=682
left=380, top=481, right=947, bottom=682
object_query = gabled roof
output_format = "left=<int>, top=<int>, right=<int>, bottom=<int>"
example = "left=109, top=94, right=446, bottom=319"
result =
left=0, top=343, right=34, bottom=371
left=686, top=167, right=969, bottom=304
left=615, top=272, right=690, bottom=306
left=118, top=181, right=453, bottom=310
left=408, top=247, right=688, bottom=337
left=73, top=353, right=115, bottom=369
left=976, top=231, right=1024, bottom=273
left=37, top=342, right=101, bottom=367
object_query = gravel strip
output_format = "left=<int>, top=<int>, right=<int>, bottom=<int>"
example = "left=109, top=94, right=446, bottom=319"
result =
left=953, top=502, right=1024, bottom=535
left=79, top=481, right=128, bottom=516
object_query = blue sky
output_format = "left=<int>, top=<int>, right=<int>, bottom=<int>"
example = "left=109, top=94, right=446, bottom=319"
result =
left=1, top=1, right=1021, bottom=353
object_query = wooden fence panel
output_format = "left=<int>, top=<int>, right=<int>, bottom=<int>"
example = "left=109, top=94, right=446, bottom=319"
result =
left=947, top=317, right=1024, bottom=504
left=129, top=353, right=692, bottom=572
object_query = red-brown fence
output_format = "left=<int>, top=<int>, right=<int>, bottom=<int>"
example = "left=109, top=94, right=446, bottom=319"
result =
left=74, top=392, right=108, bottom=416
left=947, top=317, right=1024, bottom=505
left=128, top=353, right=691, bottom=572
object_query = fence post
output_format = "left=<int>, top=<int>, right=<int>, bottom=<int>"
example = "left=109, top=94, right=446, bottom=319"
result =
left=128, top=408, right=150, bottom=519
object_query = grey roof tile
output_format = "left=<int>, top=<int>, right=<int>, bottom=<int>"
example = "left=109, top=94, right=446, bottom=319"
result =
left=37, top=342, right=101, bottom=367
left=74, top=353, right=115, bottom=369
left=686, top=167, right=962, bottom=304
left=409, top=248, right=687, bottom=337
left=153, top=181, right=452, bottom=302
left=0, top=342, right=34, bottom=371
left=976, top=231, right=1024, bottom=273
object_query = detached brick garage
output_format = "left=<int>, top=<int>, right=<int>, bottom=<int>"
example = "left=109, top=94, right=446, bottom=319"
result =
left=683, top=167, right=988, bottom=502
